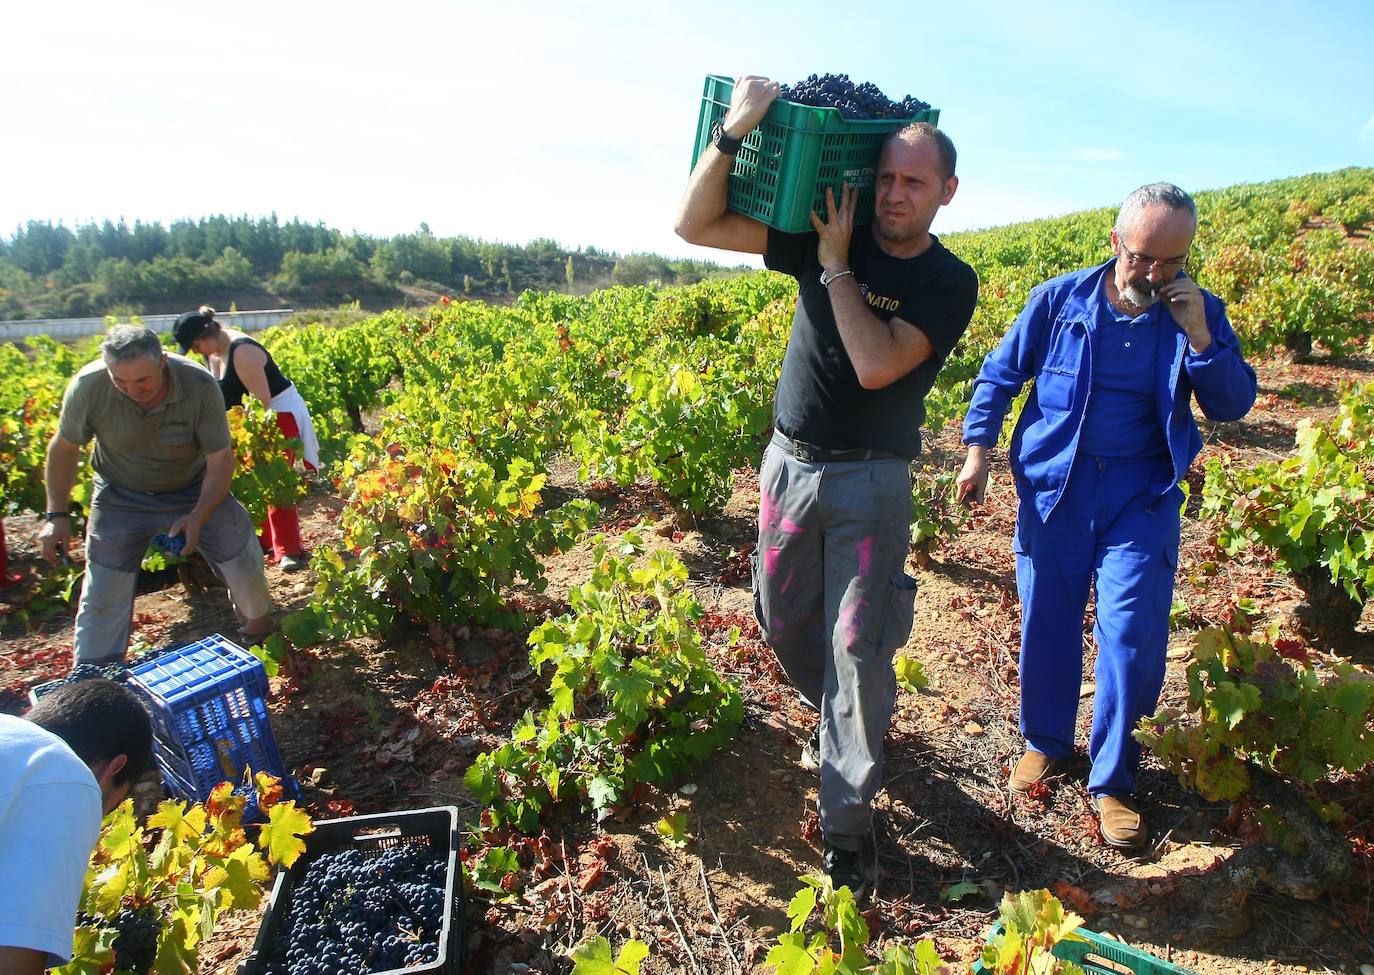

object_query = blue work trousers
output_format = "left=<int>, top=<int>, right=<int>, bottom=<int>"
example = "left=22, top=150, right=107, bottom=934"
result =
left=750, top=438, right=918, bottom=851
left=1014, top=454, right=1180, bottom=797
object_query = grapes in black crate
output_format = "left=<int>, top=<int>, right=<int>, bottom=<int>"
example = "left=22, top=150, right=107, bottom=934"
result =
left=259, top=845, right=447, bottom=975
left=779, top=73, right=930, bottom=120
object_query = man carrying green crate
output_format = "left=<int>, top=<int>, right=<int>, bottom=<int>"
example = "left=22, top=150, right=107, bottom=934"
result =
left=36, top=325, right=278, bottom=664
left=676, top=75, right=977, bottom=899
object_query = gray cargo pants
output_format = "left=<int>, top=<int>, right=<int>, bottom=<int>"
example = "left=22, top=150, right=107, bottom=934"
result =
left=751, top=435, right=918, bottom=851
left=73, top=476, right=274, bottom=664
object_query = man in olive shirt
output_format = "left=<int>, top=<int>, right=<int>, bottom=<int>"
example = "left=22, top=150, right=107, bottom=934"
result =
left=37, top=326, right=275, bottom=663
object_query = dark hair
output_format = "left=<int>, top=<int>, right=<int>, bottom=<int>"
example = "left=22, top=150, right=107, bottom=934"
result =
left=28, top=679, right=153, bottom=788
left=172, top=306, right=222, bottom=353
left=881, top=122, right=957, bottom=180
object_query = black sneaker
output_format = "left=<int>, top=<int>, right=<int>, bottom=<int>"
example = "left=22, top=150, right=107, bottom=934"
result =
left=800, top=727, right=821, bottom=771
left=822, top=843, right=868, bottom=901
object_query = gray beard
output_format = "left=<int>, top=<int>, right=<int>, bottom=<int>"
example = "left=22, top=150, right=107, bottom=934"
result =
left=1120, top=280, right=1159, bottom=309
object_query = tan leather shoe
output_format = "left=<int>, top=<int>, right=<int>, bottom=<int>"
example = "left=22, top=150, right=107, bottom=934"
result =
left=1008, top=750, right=1065, bottom=792
left=1094, top=795, right=1147, bottom=849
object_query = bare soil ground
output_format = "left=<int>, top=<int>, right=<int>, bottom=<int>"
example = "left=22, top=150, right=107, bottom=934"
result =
left=4, top=356, right=1374, bottom=975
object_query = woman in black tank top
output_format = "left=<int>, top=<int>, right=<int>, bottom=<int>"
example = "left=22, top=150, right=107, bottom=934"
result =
left=173, top=306, right=315, bottom=571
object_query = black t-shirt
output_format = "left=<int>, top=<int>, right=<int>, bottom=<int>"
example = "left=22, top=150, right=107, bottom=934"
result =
left=764, top=227, right=978, bottom=458
left=220, top=337, right=292, bottom=410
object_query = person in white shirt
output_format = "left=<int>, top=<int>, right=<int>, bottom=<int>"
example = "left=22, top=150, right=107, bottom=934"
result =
left=0, top=679, right=152, bottom=973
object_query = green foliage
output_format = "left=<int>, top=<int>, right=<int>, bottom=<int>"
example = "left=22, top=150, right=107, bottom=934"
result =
left=980, top=890, right=1088, bottom=975
left=762, top=874, right=958, bottom=974
left=1135, top=614, right=1374, bottom=810
left=0, top=336, right=92, bottom=517
left=464, top=532, right=743, bottom=829
left=227, top=398, right=307, bottom=527
left=303, top=445, right=596, bottom=639
left=910, top=465, right=966, bottom=557
left=570, top=936, right=650, bottom=975
left=1201, top=383, right=1374, bottom=616
left=51, top=774, right=312, bottom=975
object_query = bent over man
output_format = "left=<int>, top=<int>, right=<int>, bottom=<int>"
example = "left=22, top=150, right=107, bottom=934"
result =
left=677, top=75, right=978, bottom=896
left=957, top=183, right=1256, bottom=849
left=37, top=325, right=276, bottom=662
left=0, top=679, right=153, bottom=974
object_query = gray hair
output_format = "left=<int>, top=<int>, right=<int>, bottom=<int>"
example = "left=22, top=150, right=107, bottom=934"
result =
left=101, top=325, right=164, bottom=365
left=1115, top=183, right=1197, bottom=234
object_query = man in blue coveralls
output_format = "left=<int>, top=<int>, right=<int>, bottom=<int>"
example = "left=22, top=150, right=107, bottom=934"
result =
left=956, top=183, right=1256, bottom=849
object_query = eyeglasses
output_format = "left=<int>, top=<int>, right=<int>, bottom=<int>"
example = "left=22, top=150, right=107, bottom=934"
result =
left=1119, top=243, right=1188, bottom=273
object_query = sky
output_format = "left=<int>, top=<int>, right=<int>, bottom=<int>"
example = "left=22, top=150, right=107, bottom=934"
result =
left=5, top=0, right=1373, bottom=266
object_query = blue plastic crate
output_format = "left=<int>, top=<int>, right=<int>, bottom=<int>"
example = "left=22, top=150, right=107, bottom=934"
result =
left=128, top=634, right=296, bottom=803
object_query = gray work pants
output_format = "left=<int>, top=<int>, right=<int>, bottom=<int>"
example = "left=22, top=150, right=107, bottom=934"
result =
left=750, top=439, right=918, bottom=851
left=73, top=476, right=274, bottom=664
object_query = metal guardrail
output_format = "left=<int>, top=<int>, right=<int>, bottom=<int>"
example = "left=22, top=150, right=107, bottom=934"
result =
left=0, top=309, right=296, bottom=341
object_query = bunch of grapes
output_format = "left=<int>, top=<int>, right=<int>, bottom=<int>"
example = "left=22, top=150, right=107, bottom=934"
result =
left=54, top=660, right=129, bottom=687
left=778, top=73, right=930, bottom=120
left=126, top=642, right=177, bottom=668
left=77, top=906, right=161, bottom=975
left=151, top=532, right=186, bottom=557
left=258, top=844, right=449, bottom=975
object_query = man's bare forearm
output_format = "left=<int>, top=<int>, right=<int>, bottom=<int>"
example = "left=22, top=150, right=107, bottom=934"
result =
left=826, top=276, right=931, bottom=389
left=190, top=449, right=234, bottom=524
left=44, top=435, right=82, bottom=511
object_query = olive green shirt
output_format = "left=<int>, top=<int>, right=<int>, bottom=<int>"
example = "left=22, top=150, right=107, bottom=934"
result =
left=58, top=354, right=232, bottom=493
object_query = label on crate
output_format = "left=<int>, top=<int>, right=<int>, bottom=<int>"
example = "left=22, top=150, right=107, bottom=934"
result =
left=215, top=738, right=241, bottom=779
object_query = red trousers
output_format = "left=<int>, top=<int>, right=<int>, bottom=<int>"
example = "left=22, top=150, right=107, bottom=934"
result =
left=258, top=412, right=316, bottom=562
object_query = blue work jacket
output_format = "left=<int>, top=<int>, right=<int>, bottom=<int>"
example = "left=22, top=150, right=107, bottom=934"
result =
left=961, top=259, right=1257, bottom=521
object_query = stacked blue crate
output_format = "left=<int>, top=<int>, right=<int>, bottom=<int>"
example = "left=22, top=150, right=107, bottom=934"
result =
left=127, top=634, right=299, bottom=805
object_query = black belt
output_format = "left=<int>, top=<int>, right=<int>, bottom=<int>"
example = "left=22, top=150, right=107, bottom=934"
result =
left=770, top=430, right=901, bottom=463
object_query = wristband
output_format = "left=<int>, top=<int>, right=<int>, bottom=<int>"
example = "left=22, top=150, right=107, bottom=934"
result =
left=43, top=511, right=71, bottom=521
left=711, top=120, right=744, bottom=157
left=819, top=268, right=854, bottom=288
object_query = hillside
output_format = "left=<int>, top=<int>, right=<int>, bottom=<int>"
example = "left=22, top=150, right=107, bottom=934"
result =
left=0, top=215, right=748, bottom=320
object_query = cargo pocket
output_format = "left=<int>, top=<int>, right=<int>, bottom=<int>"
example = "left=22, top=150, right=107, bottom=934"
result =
left=877, top=573, right=919, bottom=656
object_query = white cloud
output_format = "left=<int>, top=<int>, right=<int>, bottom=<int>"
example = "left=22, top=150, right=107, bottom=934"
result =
left=1069, top=147, right=1126, bottom=162
left=1359, top=116, right=1374, bottom=144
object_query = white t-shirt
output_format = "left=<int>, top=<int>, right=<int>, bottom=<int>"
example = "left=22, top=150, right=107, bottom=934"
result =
left=0, top=713, right=103, bottom=966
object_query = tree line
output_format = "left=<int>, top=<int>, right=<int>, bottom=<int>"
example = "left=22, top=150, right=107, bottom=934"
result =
left=0, top=215, right=742, bottom=320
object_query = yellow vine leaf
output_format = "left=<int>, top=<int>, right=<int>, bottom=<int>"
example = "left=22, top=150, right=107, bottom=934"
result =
left=260, top=801, right=315, bottom=867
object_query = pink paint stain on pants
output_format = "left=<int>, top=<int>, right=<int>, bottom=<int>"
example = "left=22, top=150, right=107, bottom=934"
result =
left=764, top=545, right=781, bottom=579
left=856, top=536, right=874, bottom=576
left=839, top=598, right=869, bottom=648
left=759, top=490, right=776, bottom=531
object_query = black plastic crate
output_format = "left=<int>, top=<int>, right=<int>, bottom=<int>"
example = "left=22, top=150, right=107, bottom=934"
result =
left=239, top=807, right=464, bottom=975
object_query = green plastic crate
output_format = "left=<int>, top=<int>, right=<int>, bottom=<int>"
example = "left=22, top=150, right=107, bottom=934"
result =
left=689, top=74, right=940, bottom=234
left=972, top=922, right=1196, bottom=975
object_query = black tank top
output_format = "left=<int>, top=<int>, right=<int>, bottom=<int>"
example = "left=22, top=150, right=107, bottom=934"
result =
left=220, top=337, right=291, bottom=410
